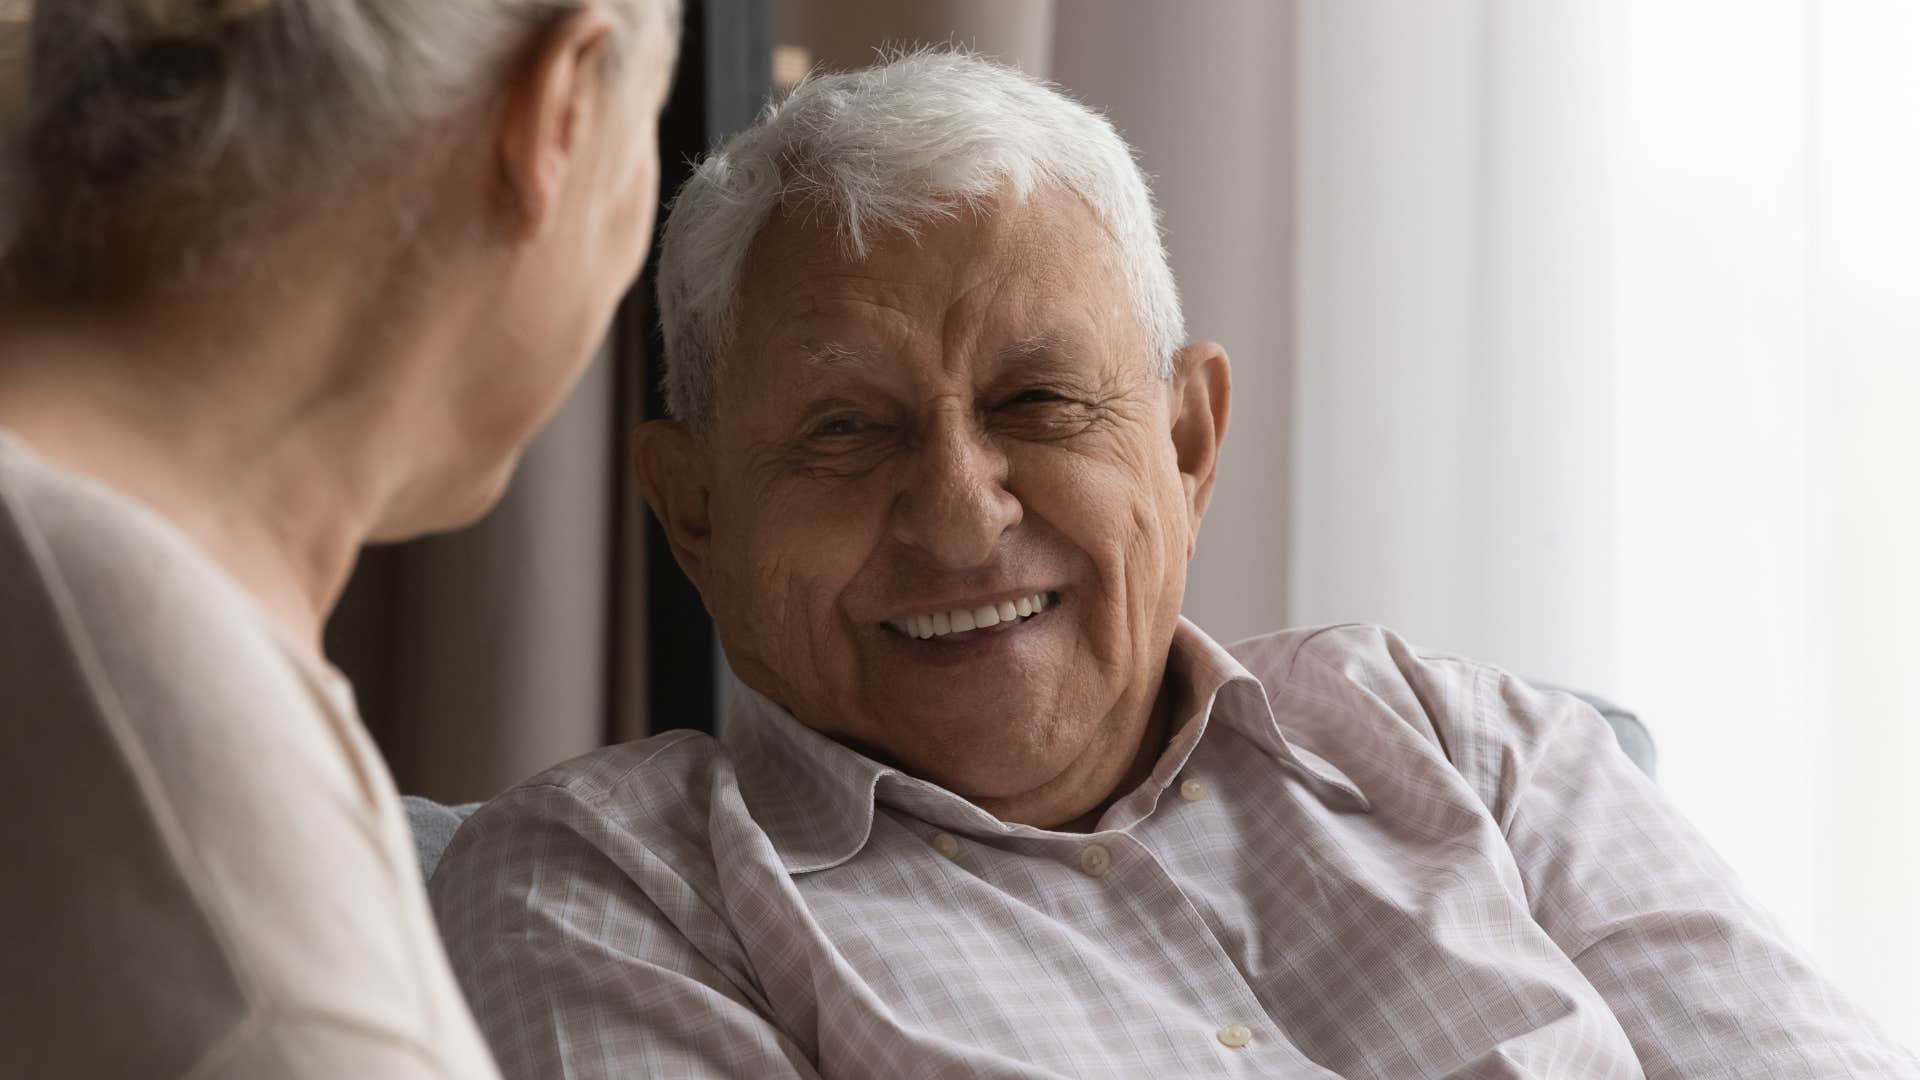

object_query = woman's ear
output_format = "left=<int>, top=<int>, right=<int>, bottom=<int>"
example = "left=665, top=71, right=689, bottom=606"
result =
left=1167, top=341, right=1232, bottom=558
left=632, top=419, right=714, bottom=592
left=491, top=7, right=615, bottom=241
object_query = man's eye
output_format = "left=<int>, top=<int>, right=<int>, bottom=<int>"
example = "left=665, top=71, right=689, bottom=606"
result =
left=1004, top=388, right=1069, bottom=407
left=809, top=416, right=870, bottom=438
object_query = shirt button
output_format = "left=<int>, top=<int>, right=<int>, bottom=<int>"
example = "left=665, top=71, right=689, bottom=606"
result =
left=1078, top=844, right=1112, bottom=877
left=1216, top=1023, right=1253, bottom=1049
left=931, top=832, right=962, bottom=859
left=1179, top=778, right=1208, bottom=802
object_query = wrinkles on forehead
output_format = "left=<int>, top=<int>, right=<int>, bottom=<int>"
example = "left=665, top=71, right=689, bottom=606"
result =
left=740, top=186, right=1116, bottom=317
left=800, top=331, right=1074, bottom=377
left=723, top=192, right=1138, bottom=409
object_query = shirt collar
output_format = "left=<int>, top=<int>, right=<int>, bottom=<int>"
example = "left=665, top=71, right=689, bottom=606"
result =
left=722, top=617, right=1370, bottom=876
left=722, top=686, right=892, bottom=875
left=1165, top=620, right=1373, bottom=815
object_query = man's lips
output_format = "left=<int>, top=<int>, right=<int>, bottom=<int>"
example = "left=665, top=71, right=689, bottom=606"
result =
left=882, top=589, right=1060, bottom=641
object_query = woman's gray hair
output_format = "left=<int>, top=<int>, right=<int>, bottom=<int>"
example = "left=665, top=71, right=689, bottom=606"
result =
left=0, top=0, right=671, bottom=303
left=656, top=50, right=1185, bottom=427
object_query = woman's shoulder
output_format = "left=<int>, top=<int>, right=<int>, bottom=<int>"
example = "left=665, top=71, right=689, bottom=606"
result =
left=0, top=429, right=270, bottom=653
left=0, top=435, right=265, bottom=1074
left=0, top=428, right=349, bottom=784
left=1, top=430, right=495, bottom=1075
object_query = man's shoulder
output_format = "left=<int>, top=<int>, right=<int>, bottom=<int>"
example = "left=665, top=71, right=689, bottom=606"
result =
left=1224, top=621, right=1490, bottom=701
left=430, top=730, right=759, bottom=946
left=1215, top=622, right=1518, bottom=778
left=455, top=730, right=743, bottom=862
left=1217, top=622, right=1625, bottom=814
left=525, top=728, right=729, bottom=799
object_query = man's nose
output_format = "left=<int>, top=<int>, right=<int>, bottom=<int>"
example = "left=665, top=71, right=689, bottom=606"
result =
left=889, top=413, right=1022, bottom=569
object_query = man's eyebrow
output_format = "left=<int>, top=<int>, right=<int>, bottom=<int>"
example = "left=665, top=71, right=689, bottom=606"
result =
left=800, top=341, right=887, bottom=370
left=995, top=332, right=1081, bottom=372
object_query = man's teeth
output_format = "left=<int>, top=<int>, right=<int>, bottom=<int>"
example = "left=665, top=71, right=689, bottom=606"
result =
left=888, top=592, right=1053, bottom=640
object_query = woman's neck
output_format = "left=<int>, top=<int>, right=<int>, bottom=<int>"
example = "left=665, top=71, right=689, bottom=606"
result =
left=0, top=284, right=441, bottom=650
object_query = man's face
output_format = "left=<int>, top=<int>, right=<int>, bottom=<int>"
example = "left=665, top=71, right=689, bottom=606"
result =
left=681, top=188, right=1217, bottom=820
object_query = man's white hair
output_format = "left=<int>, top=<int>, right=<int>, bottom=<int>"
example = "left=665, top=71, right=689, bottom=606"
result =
left=656, top=50, right=1185, bottom=426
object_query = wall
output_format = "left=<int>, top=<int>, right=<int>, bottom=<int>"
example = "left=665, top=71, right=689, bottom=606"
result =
left=1052, top=0, right=1299, bottom=643
left=774, top=0, right=1052, bottom=74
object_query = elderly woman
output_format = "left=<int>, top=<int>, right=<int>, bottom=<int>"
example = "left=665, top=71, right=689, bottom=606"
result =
left=0, top=0, right=674, bottom=1075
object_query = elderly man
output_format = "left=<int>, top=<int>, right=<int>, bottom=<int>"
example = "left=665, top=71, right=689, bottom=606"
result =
left=430, top=53, right=1916, bottom=1078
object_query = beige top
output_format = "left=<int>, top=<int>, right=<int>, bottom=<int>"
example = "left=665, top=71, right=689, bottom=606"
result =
left=0, top=431, right=500, bottom=1079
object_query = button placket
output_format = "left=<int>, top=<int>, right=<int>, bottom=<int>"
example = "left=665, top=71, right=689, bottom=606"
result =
left=1102, top=753, right=1345, bottom=1076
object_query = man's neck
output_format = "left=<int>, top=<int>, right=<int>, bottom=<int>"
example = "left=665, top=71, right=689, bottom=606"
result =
left=970, top=663, right=1182, bottom=834
left=1055, top=691, right=1174, bottom=833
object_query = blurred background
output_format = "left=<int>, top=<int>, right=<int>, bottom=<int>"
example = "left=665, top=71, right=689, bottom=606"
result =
left=289, top=0, right=1915, bottom=1044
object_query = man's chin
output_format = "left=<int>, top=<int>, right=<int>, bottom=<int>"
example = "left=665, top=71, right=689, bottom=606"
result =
left=883, top=712, right=1090, bottom=802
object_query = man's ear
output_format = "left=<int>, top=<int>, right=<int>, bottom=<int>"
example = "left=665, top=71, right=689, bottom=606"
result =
left=1168, top=341, right=1232, bottom=558
left=633, top=420, right=714, bottom=592
left=492, top=8, right=614, bottom=241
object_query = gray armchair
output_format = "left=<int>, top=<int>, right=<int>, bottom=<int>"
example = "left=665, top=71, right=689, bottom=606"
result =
left=403, top=795, right=482, bottom=881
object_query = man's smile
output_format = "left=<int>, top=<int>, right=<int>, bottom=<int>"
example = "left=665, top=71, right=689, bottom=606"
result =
left=882, top=589, right=1060, bottom=641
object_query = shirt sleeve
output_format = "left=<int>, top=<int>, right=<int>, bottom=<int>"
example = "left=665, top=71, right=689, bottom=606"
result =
left=1436, top=661, right=1920, bottom=1079
left=428, top=784, right=822, bottom=1080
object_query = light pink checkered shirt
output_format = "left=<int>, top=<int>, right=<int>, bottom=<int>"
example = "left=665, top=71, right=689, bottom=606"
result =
left=430, top=621, right=1917, bottom=1078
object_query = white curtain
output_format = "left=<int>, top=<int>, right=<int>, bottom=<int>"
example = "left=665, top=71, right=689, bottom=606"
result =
left=1290, top=0, right=1920, bottom=1041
